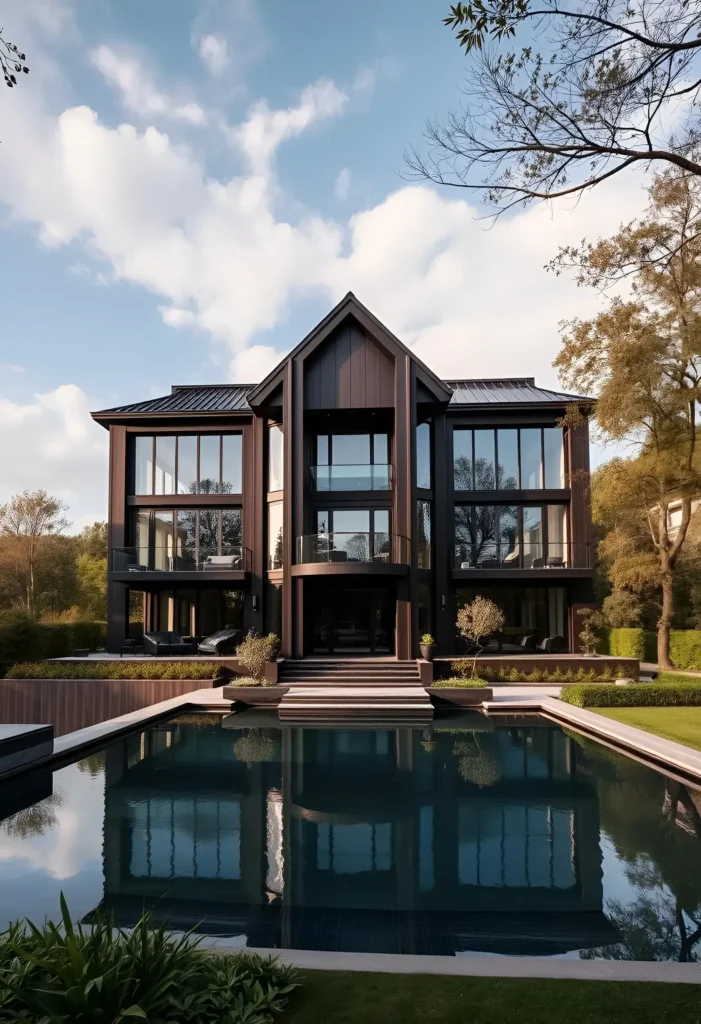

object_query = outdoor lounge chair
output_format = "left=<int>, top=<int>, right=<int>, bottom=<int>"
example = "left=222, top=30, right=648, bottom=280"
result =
left=197, top=628, right=243, bottom=656
left=203, top=554, right=243, bottom=570
left=142, top=631, right=194, bottom=656
left=537, top=635, right=566, bottom=654
left=520, top=634, right=538, bottom=652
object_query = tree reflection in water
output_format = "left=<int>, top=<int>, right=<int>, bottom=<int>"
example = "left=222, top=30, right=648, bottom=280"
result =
left=0, top=789, right=65, bottom=840
left=570, top=730, right=701, bottom=962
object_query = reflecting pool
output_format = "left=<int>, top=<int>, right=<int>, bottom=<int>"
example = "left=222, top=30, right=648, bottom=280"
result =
left=0, top=711, right=700, bottom=959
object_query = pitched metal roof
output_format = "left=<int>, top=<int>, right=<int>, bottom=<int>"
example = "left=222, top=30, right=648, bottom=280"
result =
left=446, top=379, right=592, bottom=406
left=93, top=385, right=254, bottom=418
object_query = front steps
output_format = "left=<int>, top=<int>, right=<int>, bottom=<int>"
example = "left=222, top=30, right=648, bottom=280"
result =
left=278, top=658, right=421, bottom=687
left=278, top=683, right=432, bottom=722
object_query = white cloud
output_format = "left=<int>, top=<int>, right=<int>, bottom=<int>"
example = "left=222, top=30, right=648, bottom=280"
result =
left=198, top=33, right=229, bottom=76
left=353, top=66, right=377, bottom=96
left=230, top=344, right=280, bottom=383
left=334, top=167, right=351, bottom=200
left=0, top=385, right=107, bottom=522
left=159, top=305, right=196, bottom=327
left=91, top=45, right=207, bottom=125
left=233, top=78, right=348, bottom=173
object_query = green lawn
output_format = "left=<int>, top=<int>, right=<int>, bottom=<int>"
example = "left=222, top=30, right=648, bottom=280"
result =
left=284, top=971, right=701, bottom=1023
left=595, top=706, right=701, bottom=751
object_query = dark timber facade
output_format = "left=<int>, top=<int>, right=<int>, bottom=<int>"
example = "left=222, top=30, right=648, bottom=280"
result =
left=93, top=293, right=595, bottom=658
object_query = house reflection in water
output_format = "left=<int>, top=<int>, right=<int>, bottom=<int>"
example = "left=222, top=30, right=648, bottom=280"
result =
left=97, top=715, right=619, bottom=956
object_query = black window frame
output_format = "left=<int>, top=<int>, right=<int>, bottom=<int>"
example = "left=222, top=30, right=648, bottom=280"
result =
left=130, top=433, right=244, bottom=496
left=452, top=426, right=567, bottom=493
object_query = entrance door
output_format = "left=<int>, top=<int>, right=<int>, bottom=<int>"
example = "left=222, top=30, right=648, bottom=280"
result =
left=312, top=587, right=393, bottom=654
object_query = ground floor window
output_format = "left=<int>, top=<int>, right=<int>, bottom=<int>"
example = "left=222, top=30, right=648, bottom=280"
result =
left=454, top=585, right=568, bottom=653
left=307, top=581, right=395, bottom=654
left=132, top=587, right=245, bottom=640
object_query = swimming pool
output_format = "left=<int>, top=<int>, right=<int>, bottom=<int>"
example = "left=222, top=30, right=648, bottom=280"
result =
left=0, top=710, right=699, bottom=960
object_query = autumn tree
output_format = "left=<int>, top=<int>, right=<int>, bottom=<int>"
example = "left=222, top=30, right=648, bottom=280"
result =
left=408, top=0, right=701, bottom=212
left=0, top=491, right=69, bottom=616
left=554, top=165, right=701, bottom=668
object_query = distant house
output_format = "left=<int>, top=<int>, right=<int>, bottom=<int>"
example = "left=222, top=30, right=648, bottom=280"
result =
left=92, top=293, right=595, bottom=658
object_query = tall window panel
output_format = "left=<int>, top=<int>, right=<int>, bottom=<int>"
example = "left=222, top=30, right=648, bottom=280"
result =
left=417, top=500, right=432, bottom=569
left=417, top=422, right=431, bottom=489
left=520, top=428, right=543, bottom=489
left=199, top=435, right=221, bottom=494
left=543, top=427, right=565, bottom=488
left=199, top=508, right=219, bottom=554
left=177, top=436, right=197, bottom=495
left=134, top=437, right=154, bottom=495
left=154, top=512, right=173, bottom=570
left=268, top=424, right=284, bottom=492
left=222, top=434, right=242, bottom=494
left=155, top=436, right=176, bottom=495
left=222, top=509, right=243, bottom=553
left=268, top=501, right=284, bottom=570
left=453, top=429, right=473, bottom=490
left=473, top=429, right=496, bottom=489
left=497, top=429, right=519, bottom=489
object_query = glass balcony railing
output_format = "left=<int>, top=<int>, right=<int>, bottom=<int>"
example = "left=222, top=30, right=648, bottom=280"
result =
left=112, top=546, right=250, bottom=572
left=453, top=541, right=591, bottom=570
left=297, top=532, right=409, bottom=565
left=310, top=464, right=392, bottom=491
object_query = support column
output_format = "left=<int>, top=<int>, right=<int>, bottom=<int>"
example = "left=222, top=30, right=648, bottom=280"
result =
left=282, top=362, right=294, bottom=657
left=251, top=416, right=265, bottom=635
left=394, top=354, right=414, bottom=659
left=433, top=410, right=450, bottom=654
left=106, top=424, right=127, bottom=652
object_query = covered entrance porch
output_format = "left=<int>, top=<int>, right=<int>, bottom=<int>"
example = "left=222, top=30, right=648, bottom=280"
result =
left=304, top=579, right=397, bottom=656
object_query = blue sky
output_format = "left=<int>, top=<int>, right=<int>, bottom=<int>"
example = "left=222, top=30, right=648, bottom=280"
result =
left=0, top=0, right=650, bottom=523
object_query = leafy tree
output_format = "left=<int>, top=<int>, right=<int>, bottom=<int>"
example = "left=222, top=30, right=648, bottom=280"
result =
left=408, top=0, right=701, bottom=211
left=0, top=491, right=69, bottom=617
left=456, top=594, right=505, bottom=671
left=602, top=588, right=643, bottom=628
left=76, top=552, right=107, bottom=619
left=554, top=165, right=701, bottom=668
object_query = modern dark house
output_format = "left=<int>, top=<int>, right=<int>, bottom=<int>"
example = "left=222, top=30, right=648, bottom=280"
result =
left=92, top=293, right=595, bottom=658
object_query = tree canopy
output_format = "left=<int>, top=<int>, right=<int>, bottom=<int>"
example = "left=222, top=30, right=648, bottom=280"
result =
left=408, top=0, right=701, bottom=211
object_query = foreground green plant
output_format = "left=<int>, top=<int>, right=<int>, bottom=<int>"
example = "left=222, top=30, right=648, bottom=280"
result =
left=6, top=661, right=222, bottom=680
left=431, top=677, right=490, bottom=688
left=449, top=659, right=636, bottom=683
left=559, top=683, right=701, bottom=708
left=0, top=894, right=299, bottom=1024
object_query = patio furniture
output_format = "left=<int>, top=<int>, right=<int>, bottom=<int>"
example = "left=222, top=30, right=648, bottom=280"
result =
left=329, top=549, right=348, bottom=562
left=537, top=635, right=566, bottom=654
left=120, top=639, right=144, bottom=657
left=73, top=648, right=89, bottom=658
left=203, top=554, right=242, bottom=570
left=127, top=563, right=149, bottom=572
left=520, top=635, right=538, bottom=652
left=142, top=631, right=194, bottom=656
left=546, top=556, right=565, bottom=568
left=197, top=628, right=243, bottom=656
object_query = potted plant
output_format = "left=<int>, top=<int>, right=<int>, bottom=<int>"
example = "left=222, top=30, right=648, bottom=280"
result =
left=419, top=633, right=436, bottom=661
left=222, top=631, right=287, bottom=706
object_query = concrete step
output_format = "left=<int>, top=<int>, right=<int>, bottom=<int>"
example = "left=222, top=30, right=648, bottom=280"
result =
left=278, top=705, right=433, bottom=721
left=278, top=682, right=433, bottom=721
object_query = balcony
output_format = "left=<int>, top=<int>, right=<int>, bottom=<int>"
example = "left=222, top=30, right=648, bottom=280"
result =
left=310, top=464, right=392, bottom=491
left=453, top=541, right=591, bottom=571
left=112, top=545, right=251, bottom=575
left=296, top=532, right=409, bottom=568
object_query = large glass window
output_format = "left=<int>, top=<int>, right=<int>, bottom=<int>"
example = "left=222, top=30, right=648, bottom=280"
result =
left=454, top=585, right=568, bottom=651
left=221, top=509, right=242, bottom=553
left=134, top=437, right=154, bottom=495
left=543, top=427, right=565, bottom=488
left=313, top=432, right=391, bottom=490
left=547, top=505, right=567, bottom=565
left=520, top=428, right=543, bottom=489
left=333, top=434, right=370, bottom=464
left=522, top=507, right=543, bottom=567
left=417, top=422, right=431, bottom=489
left=199, top=508, right=219, bottom=555
left=497, top=429, right=519, bottom=489
left=136, top=510, right=150, bottom=566
left=474, top=430, right=496, bottom=489
left=417, top=500, right=432, bottom=569
left=302, top=508, right=392, bottom=563
left=268, top=424, right=284, bottom=492
left=453, top=426, right=566, bottom=492
left=154, top=511, right=173, bottom=570
left=199, top=435, right=221, bottom=494
left=455, top=503, right=567, bottom=568
left=222, top=434, right=242, bottom=494
left=131, top=508, right=242, bottom=570
left=268, top=501, right=284, bottom=570
left=177, top=436, right=197, bottom=495
left=155, top=436, right=176, bottom=495
left=453, top=429, right=473, bottom=490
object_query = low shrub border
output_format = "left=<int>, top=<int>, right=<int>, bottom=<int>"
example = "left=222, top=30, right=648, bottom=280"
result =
left=445, top=659, right=637, bottom=683
left=431, top=677, right=491, bottom=688
left=5, top=661, right=222, bottom=681
left=559, top=683, right=701, bottom=708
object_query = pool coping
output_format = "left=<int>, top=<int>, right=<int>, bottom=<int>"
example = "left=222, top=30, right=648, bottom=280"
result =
left=246, top=947, right=701, bottom=984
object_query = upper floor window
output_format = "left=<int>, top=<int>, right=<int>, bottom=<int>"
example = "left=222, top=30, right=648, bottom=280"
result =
left=417, top=422, right=431, bottom=489
left=268, top=424, right=284, bottom=492
left=313, top=432, right=391, bottom=491
left=453, top=427, right=565, bottom=491
left=131, top=434, right=242, bottom=496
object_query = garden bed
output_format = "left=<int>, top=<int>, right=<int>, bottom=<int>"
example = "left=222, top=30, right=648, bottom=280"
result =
left=433, top=655, right=639, bottom=683
left=426, top=684, right=493, bottom=706
left=222, top=683, right=289, bottom=706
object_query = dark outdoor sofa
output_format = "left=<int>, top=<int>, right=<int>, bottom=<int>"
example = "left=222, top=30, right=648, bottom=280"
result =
left=142, top=631, right=194, bottom=656
left=197, top=628, right=243, bottom=656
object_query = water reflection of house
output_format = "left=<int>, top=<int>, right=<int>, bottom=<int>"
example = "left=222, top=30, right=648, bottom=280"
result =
left=96, top=716, right=618, bottom=955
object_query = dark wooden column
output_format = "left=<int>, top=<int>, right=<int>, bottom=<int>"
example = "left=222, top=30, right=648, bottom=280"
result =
left=433, top=410, right=450, bottom=654
left=106, top=425, right=127, bottom=651
left=250, top=415, right=265, bottom=635
left=394, top=354, right=414, bottom=659
left=568, top=420, right=592, bottom=569
left=292, top=358, right=305, bottom=657
left=282, top=362, right=294, bottom=657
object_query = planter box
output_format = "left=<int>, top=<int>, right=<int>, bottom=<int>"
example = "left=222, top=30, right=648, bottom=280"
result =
left=426, top=686, right=493, bottom=706
left=222, top=684, right=289, bottom=706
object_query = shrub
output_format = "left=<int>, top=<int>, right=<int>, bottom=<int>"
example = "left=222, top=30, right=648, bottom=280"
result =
left=6, top=661, right=222, bottom=680
left=559, top=683, right=701, bottom=707
left=456, top=598, right=505, bottom=674
left=420, top=633, right=436, bottom=646
left=0, top=893, right=299, bottom=1024
left=669, top=631, right=701, bottom=671
left=447, top=660, right=638, bottom=683
left=229, top=675, right=263, bottom=686
left=0, top=614, right=106, bottom=670
left=235, top=630, right=278, bottom=683
left=431, top=677, right=490, bottom=688
left=652, top=672, right=701, bottom=685
left=608, top=628, right=648, bottom=661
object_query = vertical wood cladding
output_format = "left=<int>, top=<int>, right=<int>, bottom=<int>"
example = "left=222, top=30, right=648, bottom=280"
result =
left=304, top=318, right=394, bottom=409
left=568, top=420, right=593, bottom=567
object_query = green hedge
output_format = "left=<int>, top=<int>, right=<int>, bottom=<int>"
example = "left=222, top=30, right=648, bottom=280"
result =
left=449, top=659, right=637, bottom=683
left=5, top=660, right=223, bottom=680
left=669, top=631, right=701, bottom=671
left=597, top=627, right=701, bottom=668
left=0, top=618, right=106, bottom=669
left=559, top=683, right=701, bottom=707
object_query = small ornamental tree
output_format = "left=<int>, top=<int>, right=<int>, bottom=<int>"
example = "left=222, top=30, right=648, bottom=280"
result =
left=235, top=630, right=279, bottom=684
left=456, top=596, right=505, bottom=676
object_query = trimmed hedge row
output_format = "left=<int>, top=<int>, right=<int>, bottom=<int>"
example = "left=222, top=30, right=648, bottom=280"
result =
left=447, top=658, right=637, bottom=683
left=0, top=619, right=106, bottom=670
left=597, top=627, right=701, bottom=668
left=5, top=660, right=223, bottom=680
left=560, top=683, right=701, bottom=708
